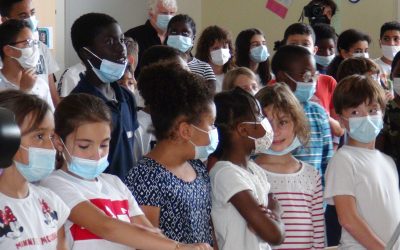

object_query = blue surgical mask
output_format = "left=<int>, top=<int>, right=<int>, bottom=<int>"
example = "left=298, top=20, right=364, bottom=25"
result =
left=167, top=35, right=193, bottom=53
left=14, top=146, right=56, bottom=182
left=250, top=45, right=269, bottom=63
left=264, top=136, right=302, bottom=156
left=315, top=54, right=335, bottom=67
left=156, top=14, right=173, bottom=31
left=25, top=16, right=39, bottom=32
left=84, top=47, right=127, bottom=84
left=285, top=72, right=317, bottom=103
left=345, top=113, right=383, bottom=143
left=190, top=125, right=219, bottom=159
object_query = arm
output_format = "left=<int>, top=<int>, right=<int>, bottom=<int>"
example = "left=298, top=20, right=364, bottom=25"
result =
left=328, top=116, right=344, bottom=137
left=69, top=201, right=211, bottom=250
left=56, top=227, right=68, bottom=250
left=320, top=111, right=334, bottom=178
left=139, top=205, right=161, bottom=228
left=311, top=177, right=325, bottom=249
left=229, top=190, right=285, bottom=245
left=334, top=195, right=385, bottom=250
left=48, top=74, right=60, bottom=106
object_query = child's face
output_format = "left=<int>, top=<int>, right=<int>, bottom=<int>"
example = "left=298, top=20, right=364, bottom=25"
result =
left=13, top=110, right=54, bottom=165
left=188, top=102, right=216, bottom=147
left=380, top=30, right=400, bottom=46
left=5, top=27, right=34, bottom=59
left=340, top=100, right=383, bottom=130
left=264, top=106, right=295, bottom=152
left=316, top=38, right=336, bottom=57
left=63, top=122, right=111, bottom=161
left=233, top=74, right=259, bottom=96
left=340, top=40, right=369, bottom=59
left=286, top=34, right=317, bottom=54
left=279, top=55, right=317, bottom=92
left=250, top=34, right=266, bottom=50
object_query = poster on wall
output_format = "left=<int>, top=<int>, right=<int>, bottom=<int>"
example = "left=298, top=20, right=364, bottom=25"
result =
left=37, top=27, right=53, bottom=49
left=265, top=0, right=293, bottom=19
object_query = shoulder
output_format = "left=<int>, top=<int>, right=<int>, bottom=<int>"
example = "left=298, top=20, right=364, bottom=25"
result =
left=306, top=102, right=329, bottom=118
left=318, top=74, right=337, bottom=86
left=125, top=22, right=151, bottom=38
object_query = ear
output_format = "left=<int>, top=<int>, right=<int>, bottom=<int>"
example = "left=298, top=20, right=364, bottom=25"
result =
left=379, top=39, right=382, bottom=48
left=338, top=115, right=347, bottom=128
left=236, top=123, right=250, bottom=138
left=313, top=45, right=318, bottom=55
left=3, top=45, right=19, bottom=58
left=339, top=48, right=350, bottom=59
left=177, top=121, right=193, bottom=141
left=127, top=54, right=135, bottom=66
left=52, top=134, right=65, bottom=152
left=275, top=70, right=286, bottom=82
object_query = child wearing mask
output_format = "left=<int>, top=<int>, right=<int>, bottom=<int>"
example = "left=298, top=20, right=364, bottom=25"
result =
left=0, top=20, right=53, bottom=110
left=271, top=45, right=333, bottom=180
left=235, top=28, right=272, bottom=86
left=325, top=75, right=400, bottom=249
left=222, top=67, right=259, bottom=95
left=313, top=23, right=337, bottom=75
left=124, top=64, right=215, bottom=245
left=210, top=87, right=284, bottom=250
left=69, top=13, right=138, bottom=180
left=374, top=21, right=400, bottom=78
left=0, top=90, right=69, bottom=249
left=327, top=29, right=371, bottom=80
left=255, top=83, right=325, bottom=249
left=41, top=93, right=210, bottom=250
left=165, top=14, right=216, bottom=91
left=196, top=25, right=235, bottom=92
left=377, top=51, right=400, bottom=187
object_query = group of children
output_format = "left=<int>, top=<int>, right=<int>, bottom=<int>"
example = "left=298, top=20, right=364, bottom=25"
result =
left=0, top=0, right=399, bottom=249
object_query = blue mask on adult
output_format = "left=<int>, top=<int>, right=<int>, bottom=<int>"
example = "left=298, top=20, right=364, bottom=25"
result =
left=190, top=125, right=219, bottom=159
left=156, top=14, right=173, bottom=31
left=14, top=146, right=56, bottom=182
left=167, top=35, right=193, bottom=53
left=263, top=136, right=302, bottom=156
left=285, top=72, right=317, bottom=103
left=250, top=45, right=269, bottom=63
left=345, top=113, right=383, bottom=143
left=84, top=47, right=127, bottom=84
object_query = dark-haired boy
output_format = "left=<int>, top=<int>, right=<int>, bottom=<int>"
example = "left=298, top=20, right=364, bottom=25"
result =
left=325, top=75, right=400, bottom=249
left=70, top=12, right=138, bottom=180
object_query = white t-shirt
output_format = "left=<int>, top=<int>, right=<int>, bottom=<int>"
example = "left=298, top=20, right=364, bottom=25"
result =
left=57, top=62, right=86, bottom=97
left=374, top=57, right=391, bottom=78
left=324, top=145, right=400, bottom=250
left=0, top=183, right=70, bottom=250
left=36, top=41, right=59, bottom=84
left=133, top=110, right=156, bottom=164
left=215, top=73, right=224, bottom=93
left=210, top=160, right=271, bottom=250
left=262, top=162, right=325, bottom=249
left=0, top=71, right=54, bottom=111
left=40, top=170, right=144, bottom=250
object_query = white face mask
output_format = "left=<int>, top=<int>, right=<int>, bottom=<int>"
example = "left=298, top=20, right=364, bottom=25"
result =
left=381, top=45, right=400, bottom=61
left=210, top=48, right=231, bottom=66
left=9, top=44, right=40, bottom=69
left=242, top=118, right=274, bottom=154
left=352, top=52, right=369, bottom=59
left=393, top=77, right=400, bottom=95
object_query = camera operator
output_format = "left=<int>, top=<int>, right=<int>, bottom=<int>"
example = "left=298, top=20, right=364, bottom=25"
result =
left=304, top=0, right=337, bottom=25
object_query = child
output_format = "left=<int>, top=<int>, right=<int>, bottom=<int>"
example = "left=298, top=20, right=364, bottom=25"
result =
left=0, top=90, right=69, bottom=249
left=235, top=28, right=271, bottom=86
left=117, top=37, right=139, bottom=94
left=210, top=87, right=284, bottom=250
left=124, top=64, right=215, bottom=245
left=271, top=45, right=333, bottom=180
left=70, top=13, right=138, bottom=180
left=222, top=67, right=259, bottom=95
left=325, top=74, right=400, bottom=249
left=374, top=21, right=400, bottom=78
left=196, top=25, right=235, bottom=92
left=255, top=83, right=325, bottom=249
left=313, top=23, right=337, bottom=75
left=40, top=93, right=210, bottom=250
left=165, top=14, right=216, bottom=91
left=0, top=19, right=54, bottom=110
left=327, top=29, right=371, bottom=80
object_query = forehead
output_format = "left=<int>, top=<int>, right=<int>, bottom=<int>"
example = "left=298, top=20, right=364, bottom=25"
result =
left=250, top=34, right=265, bottom=43
left=382, top=30, right=400, bottom=37
left=288, top=55, right=316, bottom=71
left=157, top=2, right=177, bottom=12
left=234, top=74, right=256, bottom=84
left=316, top=38, right=335, bottom=47
left=350, top=40, right=369, bottom=49
left=287, top=34, right=314, bottom=45
left=15, top=27, right=33, bottom=39
left=8, top=0, right=33, bottom=16
left=169, top=21, right=192, bottom=31
left=94, top=23, right=122, bottom=40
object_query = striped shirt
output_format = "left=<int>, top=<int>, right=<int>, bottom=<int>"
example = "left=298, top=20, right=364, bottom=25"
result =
left=292, top=101, right=333, bottom=184
left=188, top=57, right=216, bottom=81
left=264, top=162, right=325, bottom=249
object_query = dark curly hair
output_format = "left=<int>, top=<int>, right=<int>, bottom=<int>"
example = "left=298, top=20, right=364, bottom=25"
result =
left=138, top=62, right=214, bottom=140
left=235, top=28, right=271, bottom=85
left=196, top=25, right=235, bottom=73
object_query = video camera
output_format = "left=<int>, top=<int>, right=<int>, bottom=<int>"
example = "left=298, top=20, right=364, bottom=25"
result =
left=303, top=4, right=330, bottom=25
left=0, top=108, right=21, bottom=168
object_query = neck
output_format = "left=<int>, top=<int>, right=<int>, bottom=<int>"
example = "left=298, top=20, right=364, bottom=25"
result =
left=219, top=139, right=251, bottom=169
left=249, top=61, right=258, bottom=72
left=211, top=63, right=224, bottom=75
left=0, top=165, right=29, bottom=199
left=85, top=70, right=114, bottom=98
left=1, top=59, right=23, bottom=86
left=146, top=140, right=191, bottom=169
left=380, top=56, right=392, bottom=65
left=255, top=153, right=300, bottom=174
left=347, top=136, right=376, bottom=150
left=149, top=19, right=166, bottom=43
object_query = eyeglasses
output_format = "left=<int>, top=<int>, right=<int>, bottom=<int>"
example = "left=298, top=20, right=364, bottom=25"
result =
left=286, top=71, right=320, bottom=82
left=9, top=38, right=39, bottom=48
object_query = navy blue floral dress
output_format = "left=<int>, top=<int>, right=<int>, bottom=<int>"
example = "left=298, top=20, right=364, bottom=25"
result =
left=124, top=157, right=213, bottom=244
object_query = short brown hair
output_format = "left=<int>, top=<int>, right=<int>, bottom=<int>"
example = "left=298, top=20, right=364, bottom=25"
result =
left=333, top=75, right=386, bottom=115
left=222, top=67, right=258, bottom=91
left=256, top=83, right=310, bottom=145
left=0, top=90, right=50, bottom=135
left=337, top=57, right=380, bottom=81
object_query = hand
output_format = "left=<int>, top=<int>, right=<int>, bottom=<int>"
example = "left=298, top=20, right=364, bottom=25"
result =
left=267, top=193, right=283, bottom=218
left=385, top=91, right=394, bottom=101
left=179, top=243, right=213, bottom=250
left=20, top=68, right=37, bottom=91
